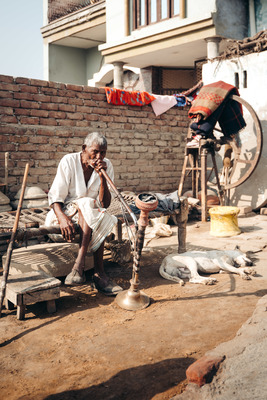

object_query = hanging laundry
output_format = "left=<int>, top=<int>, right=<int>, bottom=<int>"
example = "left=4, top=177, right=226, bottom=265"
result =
left=173, top=94, right=188, bottom=107
left=105, top=87, right=155, bottom=106
left=150, top=94, right=177, bottom=116
left=188, top=81, right=246, bottom=137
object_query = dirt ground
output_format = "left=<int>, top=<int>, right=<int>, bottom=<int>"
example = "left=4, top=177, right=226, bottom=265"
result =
left=1, top=215, right=267, bottom=400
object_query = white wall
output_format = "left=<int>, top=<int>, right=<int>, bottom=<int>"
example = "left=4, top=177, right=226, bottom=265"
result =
left=105, top=0, right=216, bottom=45
left=203, top=52, right=267, bottom=116
left=105, top=0, right=126, bottom=43
left=49, top=45, right=86, bottom=85
left=104, top=0, right=248, bottom=48
left=202, top=52, right=267, bottom=209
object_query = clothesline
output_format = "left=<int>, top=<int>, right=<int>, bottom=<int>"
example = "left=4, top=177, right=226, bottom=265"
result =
left=104, top=82, right=202, bottom=117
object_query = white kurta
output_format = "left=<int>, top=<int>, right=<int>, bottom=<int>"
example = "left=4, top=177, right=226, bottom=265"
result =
left=45, top=152, right=117, bottom=252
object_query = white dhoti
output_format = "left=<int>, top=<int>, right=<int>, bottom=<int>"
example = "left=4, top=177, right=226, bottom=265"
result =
left=45, top=197, right=117, bottom=252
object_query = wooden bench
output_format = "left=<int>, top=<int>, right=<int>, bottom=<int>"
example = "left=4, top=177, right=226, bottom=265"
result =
left=0, top=194, right=188, bottom=258
left=5, top=271, right=61, bottom=320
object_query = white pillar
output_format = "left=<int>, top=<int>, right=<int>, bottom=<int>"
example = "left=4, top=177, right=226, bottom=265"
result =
left=113, top=62, right=124, bottom=89
left=205, top=36, right=222, bottom=60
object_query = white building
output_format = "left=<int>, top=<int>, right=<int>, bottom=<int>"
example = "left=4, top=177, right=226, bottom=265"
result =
left=41, top=0, right=258, bottom=93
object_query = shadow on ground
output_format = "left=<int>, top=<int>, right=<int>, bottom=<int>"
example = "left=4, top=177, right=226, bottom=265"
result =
left=44, top=357, right=194, bottom=400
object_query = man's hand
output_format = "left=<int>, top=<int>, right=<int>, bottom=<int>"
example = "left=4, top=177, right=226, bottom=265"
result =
left=53, top=203, right=76, bottom=242
left=58, top=214, right=76, bottom=242
left=91, top=159, right=107, bottom=177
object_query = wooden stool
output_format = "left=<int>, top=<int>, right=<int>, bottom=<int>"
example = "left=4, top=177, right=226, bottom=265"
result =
left=5, top=271, right=61, bottom=320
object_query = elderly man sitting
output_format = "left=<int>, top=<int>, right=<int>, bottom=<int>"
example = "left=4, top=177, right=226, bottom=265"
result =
left=45, top=132, right=123, bottom=296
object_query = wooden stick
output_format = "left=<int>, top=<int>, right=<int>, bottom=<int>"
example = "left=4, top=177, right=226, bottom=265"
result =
left=0, top=163, right=29, bottom=317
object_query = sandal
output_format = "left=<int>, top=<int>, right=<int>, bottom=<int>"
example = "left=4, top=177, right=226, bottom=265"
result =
left=93, top=276, right=123, bottom=296
left=65, top=269, right=86, bottom=285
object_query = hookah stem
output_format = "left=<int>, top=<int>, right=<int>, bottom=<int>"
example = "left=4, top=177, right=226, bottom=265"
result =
left=132, top=224, right=146, bottom=284
left=100, top=168, right=138, bottom=227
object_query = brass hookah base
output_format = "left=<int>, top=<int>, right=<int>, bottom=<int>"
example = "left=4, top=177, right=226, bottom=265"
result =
left=116, top=193, right=158, bottom=311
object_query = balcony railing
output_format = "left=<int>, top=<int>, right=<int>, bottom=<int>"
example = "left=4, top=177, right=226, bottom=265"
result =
left=48, top=0, right=102, bottom=23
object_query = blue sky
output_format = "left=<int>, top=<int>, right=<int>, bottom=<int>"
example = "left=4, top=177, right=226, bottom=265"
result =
left=0, top=0, right=43, bottom=79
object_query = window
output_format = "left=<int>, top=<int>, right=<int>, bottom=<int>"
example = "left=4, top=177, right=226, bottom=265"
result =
left=131, top=0, right=181, bottom=30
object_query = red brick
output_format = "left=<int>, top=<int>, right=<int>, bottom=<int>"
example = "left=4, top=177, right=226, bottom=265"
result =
left=0, top=83, right=20, bottom=92
left=40, top=118, right=57, bottom=126
left=58, top=104, right=76, bottom=112
left=15, top=77, right=30, bottom=84
left=56, top=119, right=76, bottom=127
left=29, top=136, right=49, bottom=144
left=20, top=116, right=40, bottom=125
left=33, top=94, right=51, bottom=102
left=51, top=96, right=68, bottom=104
left=49, top=137, right=67, bottom=145
left=20, top=100, right=40, bottom=109
left=76, top=121, right=89, bottom=127
left=0, top=116, right=17, bottom=123
left=92, top=93, right=106, bottom=101
left=17, top=143, right=40, bottom=152
left=14, top=108, right=31, bottom=116
left=84, top=100, right=97, bottom=107
left=48, top=111, right=66, bottom=119
left=31, top=151, right=51, bottom=160
left=0, top=90, right=13, bottom=99
left=66, top=83, right=83, bottom=92
left=77, top=105, right=93, bottom=113
left=14, top=92, right=34, bottom=100
left=12, top=136, right=29, bottom=144
left=33, top=144, right=56, bottom=152
left=107, top=108, right=123, bottom=116
left=31, top=109, right=49, bottom=118
left=66, top=112, right=83, bottom=120
left=36, top=128, right=55, bottom=136
left=0, top=143, right=16, bottom=152
left=39, top=160, right=58, bottom=167
left=20, top=85, right=39, bottom=94
left=0, top=106, right=13, bottom=115
left=92, top=107, right=106, bottom=115
left=43, top=88, right=58, bottom=96
left=83, top=86, right=99, bottom=93
left=0, top=75, right=14, bottom=83
left=30, top=78, right=49, bottom=87
left=0, top=98, right=20, bottom=107
left=40, top=103, right=59, bottom=111
left=68, top=98, right=83, bottom=106
left=76, top=92, right=92, bottom=100
left=186, top=355, right=225, bottom=387
left=67, top=138, right=83, bottom=145
left=48, top=81, right=66, bottom=89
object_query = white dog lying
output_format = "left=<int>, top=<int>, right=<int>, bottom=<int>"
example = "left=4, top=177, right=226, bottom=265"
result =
left=159, top=247, right=256, bottom=286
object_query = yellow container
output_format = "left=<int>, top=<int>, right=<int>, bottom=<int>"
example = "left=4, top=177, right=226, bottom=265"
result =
left=209, top=206, right=241, bottom=237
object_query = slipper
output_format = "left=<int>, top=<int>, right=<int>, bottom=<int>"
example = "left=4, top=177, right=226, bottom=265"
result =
left=65, top=269, right=86, bottom=285
left=93, top=276, right=123, bottom=296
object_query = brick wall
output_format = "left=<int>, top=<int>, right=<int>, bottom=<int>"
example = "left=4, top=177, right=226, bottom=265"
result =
left=0, top=74, right=189, bottom=199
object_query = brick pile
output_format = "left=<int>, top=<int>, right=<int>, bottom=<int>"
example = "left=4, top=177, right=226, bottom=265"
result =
left=0, top=74, right=189, bottom=198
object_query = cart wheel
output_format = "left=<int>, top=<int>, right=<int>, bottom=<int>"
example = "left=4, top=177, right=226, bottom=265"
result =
left=208, top=94, right=263, bottom=190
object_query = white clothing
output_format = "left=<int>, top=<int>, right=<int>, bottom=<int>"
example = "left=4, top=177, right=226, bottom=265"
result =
left=47, top=152, right=115, bottom=206
left=45, top=152, right=117, bottom=252
left=151, top=94, right=177, bottom=116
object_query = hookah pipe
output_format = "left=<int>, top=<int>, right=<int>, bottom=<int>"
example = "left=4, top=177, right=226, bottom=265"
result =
left=116, top=193, right=158, bottom=311
left=100, top=167, right=159, bottom=310
left=99, top=168, right=138, bottom=229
